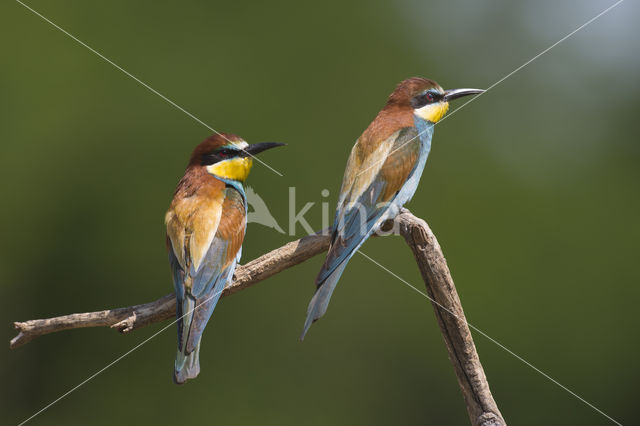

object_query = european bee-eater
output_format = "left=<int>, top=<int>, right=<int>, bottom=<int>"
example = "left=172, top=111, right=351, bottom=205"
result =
left=165, top=133, right=284, bottom=383
left=301, top=77, right=483, bottom=338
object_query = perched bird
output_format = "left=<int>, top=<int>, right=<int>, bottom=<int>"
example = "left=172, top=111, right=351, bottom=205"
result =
left=165, top=133, right=284, bottom=383
left=301, top=77, right=483, bottom=338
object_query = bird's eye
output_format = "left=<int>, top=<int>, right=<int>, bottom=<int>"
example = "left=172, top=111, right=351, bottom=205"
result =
left=201, top=149, right=235, bottom=166
left=217, top=149, right=233, bottom=159
left=411, top=91, right=439, bottom=109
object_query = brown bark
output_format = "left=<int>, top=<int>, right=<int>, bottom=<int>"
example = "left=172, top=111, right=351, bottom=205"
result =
left=392, top=210, right=505, bottom=425
left=10, top=210, right=504, bottom=425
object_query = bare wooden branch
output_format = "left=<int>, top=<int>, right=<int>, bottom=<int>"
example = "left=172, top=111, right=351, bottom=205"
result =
left=10, top=232, right=330, bottom=349
left=392, top=210, right=505, bottom=426
left=9, top=210, right=504, bottom=425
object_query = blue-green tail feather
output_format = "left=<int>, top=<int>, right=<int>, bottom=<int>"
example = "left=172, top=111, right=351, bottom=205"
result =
left=173, top=341, right=201, bottom=384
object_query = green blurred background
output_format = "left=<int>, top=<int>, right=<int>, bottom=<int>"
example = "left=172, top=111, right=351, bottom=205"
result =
left=2, top=0, right=639, bottom=424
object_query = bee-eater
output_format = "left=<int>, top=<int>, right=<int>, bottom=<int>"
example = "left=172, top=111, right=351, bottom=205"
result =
left=165, top=133, right=284, bottom=383
left=301, top=77, right=483, bottom=338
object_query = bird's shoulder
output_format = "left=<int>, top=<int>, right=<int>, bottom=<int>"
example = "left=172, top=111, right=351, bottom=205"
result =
left=166, top=168, right=225, bottom=232
left=339, top=121, right=418, bottom=207
left=357, top=106, right=415, bottom=156
left=377, top=127, right=421, bottom=201
left=165, top=167, right=227, bottom=271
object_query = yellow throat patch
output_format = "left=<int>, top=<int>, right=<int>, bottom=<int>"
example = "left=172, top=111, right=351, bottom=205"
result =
left=415, top=101, right=450, bottom=123
left=206, top=157, right=253, bottom=181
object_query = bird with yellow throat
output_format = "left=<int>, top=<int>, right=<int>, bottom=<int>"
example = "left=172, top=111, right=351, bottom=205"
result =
left=301, top=77, right=483, bottom=338
left=165, top=133, right=284, bottom=383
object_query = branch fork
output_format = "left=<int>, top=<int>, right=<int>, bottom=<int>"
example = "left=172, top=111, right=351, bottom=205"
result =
left=10, top=209, right=505, bottom=426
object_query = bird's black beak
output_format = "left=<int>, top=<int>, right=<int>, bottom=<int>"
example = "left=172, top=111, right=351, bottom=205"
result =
left=242, top=142, right=286, bottom=156
left=443, top=88, right=485, bottom=102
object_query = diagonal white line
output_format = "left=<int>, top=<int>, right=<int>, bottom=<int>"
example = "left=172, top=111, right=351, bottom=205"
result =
left=12, top=0, right=627, bottom=425
left=15, top=0, right=284, bottom=177
left=439, top=0, right=625, bottom=125
left=355, top=0, right=625, bottom=178
left=17, top=322, right=177, bottom=426
left=14, top=1, right=284, bottom=423
left=17, top=286, right=227, bottom=426
left=357, top=250, right=622, bottom=426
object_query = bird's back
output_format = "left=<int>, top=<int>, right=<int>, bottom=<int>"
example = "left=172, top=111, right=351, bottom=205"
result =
left=166, top=168, right=247, bottom=383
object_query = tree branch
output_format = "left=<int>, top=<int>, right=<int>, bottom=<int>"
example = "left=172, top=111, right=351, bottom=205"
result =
left=10, top=230, right=330, bottom=348
left=392, top=210, right=505, bottom=426
left=9, top=210, right=504, bottom=425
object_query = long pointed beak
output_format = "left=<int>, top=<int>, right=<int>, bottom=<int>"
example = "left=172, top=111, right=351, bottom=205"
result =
left=243, top=142, right=286, bottom=156
left=443, top=88, right=485, bottom=102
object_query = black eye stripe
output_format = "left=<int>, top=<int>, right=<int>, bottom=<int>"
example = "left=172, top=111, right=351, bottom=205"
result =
left=200, top=148, right=241, bottom=166
left=411, top=91, right=443, bottom=109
